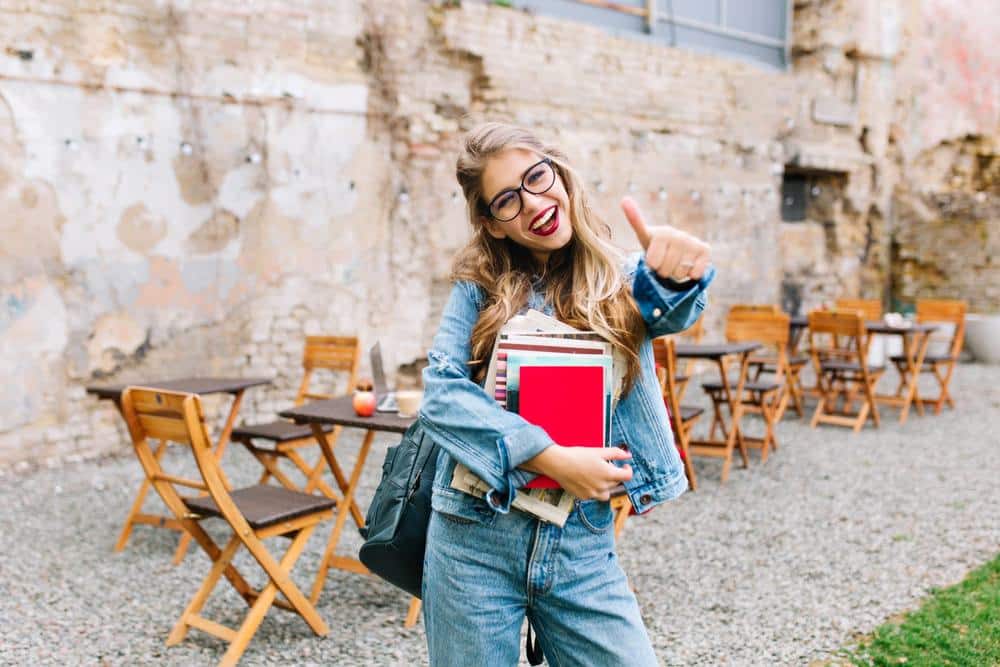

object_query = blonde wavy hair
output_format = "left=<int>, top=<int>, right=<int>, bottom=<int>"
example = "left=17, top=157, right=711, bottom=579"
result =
left=453, top=122, right=645, bottom=394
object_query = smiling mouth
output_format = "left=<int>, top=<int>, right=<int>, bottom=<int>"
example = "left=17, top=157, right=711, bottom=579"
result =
left=529, top=206, right=559, bottom=236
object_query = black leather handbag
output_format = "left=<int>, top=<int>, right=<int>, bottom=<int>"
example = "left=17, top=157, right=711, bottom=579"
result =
left=358, top=421, right=438, bottom=599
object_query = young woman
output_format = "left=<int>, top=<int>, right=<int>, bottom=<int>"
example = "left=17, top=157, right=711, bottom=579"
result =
left=418, top=122, right=714, bottom=666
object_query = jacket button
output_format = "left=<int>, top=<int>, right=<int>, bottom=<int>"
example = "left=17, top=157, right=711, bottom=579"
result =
left=639, top=493, right=652, bottom=505
left=652, top=307, right=663, bottom=318
left=617, top=442, right=629, bottom=453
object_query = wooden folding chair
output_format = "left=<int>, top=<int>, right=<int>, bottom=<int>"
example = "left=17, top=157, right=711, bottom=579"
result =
left=233, top=336, right=360, bottom=499
left=807, top=310, right=884, bottom=432
left=733, top=305, right=808, bottom=418
left=655, top=337, right=702, bottom=490
left=890, top=299, right=967, bottom=414
left=121, top=387, right=335, bottom=667
left=702, top=311, right=788, bottom=462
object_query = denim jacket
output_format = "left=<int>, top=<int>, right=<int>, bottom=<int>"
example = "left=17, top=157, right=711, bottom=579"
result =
left=418, top=255, right=715, bottom=522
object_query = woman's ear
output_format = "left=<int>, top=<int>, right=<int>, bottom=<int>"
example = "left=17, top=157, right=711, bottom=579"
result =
left=481, top=216, right=508, bottom=240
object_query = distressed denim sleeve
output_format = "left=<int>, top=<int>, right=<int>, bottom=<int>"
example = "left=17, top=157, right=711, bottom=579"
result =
left=418, top=281, right=553, bottom=512
left=628, top=253, right=716, bottom=338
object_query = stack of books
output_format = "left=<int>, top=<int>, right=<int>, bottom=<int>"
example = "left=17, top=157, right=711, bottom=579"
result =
left=451, top=310, right=624, bottom=526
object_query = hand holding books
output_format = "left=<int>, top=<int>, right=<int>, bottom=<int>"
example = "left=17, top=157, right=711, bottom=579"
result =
left=520, top=444, right=632, bottom=502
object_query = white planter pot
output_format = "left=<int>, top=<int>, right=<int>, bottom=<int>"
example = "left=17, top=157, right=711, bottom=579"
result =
left=964, top=314, right=1000, bottom=364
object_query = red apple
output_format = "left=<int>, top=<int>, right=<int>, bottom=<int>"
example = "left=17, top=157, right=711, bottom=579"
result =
left=353, top=390, right=376, bottom=417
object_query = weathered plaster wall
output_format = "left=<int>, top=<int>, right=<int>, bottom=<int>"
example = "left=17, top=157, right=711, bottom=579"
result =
left=889, top=0, right=1000, bottom=312
left=1, top=0, right=996, bottom=468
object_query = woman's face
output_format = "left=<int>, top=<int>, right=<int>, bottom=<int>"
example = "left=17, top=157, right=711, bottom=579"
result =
left=479, top=148, right=573, bottom=266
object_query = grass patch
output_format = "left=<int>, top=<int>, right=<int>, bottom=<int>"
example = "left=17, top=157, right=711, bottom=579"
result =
left=843, top=553, right=1000, bottom=666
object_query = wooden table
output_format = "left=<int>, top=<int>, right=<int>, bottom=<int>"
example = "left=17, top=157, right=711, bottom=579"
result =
left=278, top=397, right=415, bottom=604
left=787, top=317, right=937, bottom=424
left=866, top=321, right=938, bottom=424
left=88, top=377, right=271, bottom=560
left=674, top=342, right=761, bottom=483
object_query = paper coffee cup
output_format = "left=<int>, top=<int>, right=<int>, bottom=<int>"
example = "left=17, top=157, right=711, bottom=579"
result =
left=396, top=390, right=423, bottom=417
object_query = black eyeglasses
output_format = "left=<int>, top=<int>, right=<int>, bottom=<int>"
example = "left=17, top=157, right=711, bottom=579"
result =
left=484, top=158, right=556, bottom=222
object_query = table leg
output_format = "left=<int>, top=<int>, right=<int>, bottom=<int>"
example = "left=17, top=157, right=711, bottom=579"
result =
left=173, top=389, right=247, bottom=564
left=310, top=426, right=375, bottom=604
left=300, top=425, right=345, bottom=499
left=307, top=426, right=365, bottom=528
left=688, top=354, right=749, bottom=484
left=898, top=331, right=931, bottom=425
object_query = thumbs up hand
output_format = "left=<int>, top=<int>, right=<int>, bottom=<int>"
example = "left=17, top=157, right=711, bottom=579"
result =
left=621, top=196, right=711, bottom=283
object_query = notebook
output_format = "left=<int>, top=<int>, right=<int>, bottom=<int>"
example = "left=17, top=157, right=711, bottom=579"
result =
left=369, top=342, right=398, bottom=412
left=518, top=365, right=606, bottom=489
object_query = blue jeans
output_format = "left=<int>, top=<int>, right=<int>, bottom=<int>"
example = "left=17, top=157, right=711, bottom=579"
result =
left=422, top=500, right=659, bottom=667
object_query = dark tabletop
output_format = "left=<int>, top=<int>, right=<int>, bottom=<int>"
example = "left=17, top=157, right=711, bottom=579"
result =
left=279, top=396, right=416, bottom=434
left=674, top=342, right=762, bottom=359
left=865, top=322, right=937, bottom=335
left=86, top=377, right=273, bottom=402
left=789, top=316, right=937, bottom=335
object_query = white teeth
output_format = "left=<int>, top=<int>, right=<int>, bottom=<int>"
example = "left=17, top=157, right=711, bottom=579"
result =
left=531, top=207, right=555, bottom=230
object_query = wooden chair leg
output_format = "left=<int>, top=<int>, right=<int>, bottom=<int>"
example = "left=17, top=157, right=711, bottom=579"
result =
left=892, top=359, right=908, bottom=397
left=405, top=598, right=422, bottom=628
left=719, top=446, right=733, bottom=484
left=932, top=362, right=956, bottom=412
left=810, top=378, right=828, bottom=428
left=761, top=395, right=779, bottom=459
left=223, top=526, right=329, bottom=666
left=678, top=423, right=698, bottom=491
left=115, top=439, right=168, bottom=551
left=734, top=408, right=749, bottom=468
left=788, top=368, right=805, bottom=417
left=168, top=534, right=243, bottom=646
left=851, top=401, right=869, bottom=433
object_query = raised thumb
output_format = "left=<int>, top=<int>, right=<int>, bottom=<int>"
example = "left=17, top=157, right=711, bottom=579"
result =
left=620, top=196, right=651, bottom=249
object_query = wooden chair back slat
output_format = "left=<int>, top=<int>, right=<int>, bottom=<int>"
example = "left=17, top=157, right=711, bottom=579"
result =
left=917, top=299, right=968, bottom=358
left=302, top=336, right=360, bottom=371
left=726, top=310, right=790, bottom=348
left=808, top=309, right=867, bottom=341
left=834, top=298, right=882, bottom=322
left=730, top=303, right=781, bottom=315
left=294, top=336, right=360, bottom=406
left=136, top=413, right=195, bottom=444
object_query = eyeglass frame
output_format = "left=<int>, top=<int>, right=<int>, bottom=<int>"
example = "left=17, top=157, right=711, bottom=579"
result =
left=482, top=157, right=557, bottom=222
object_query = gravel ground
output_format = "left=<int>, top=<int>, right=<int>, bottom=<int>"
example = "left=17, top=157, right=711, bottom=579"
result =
left=1, top=364, right=998, bottom=666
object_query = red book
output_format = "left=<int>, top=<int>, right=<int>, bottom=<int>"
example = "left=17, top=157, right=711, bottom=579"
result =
left=519, top=365, right=605, bottom=489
